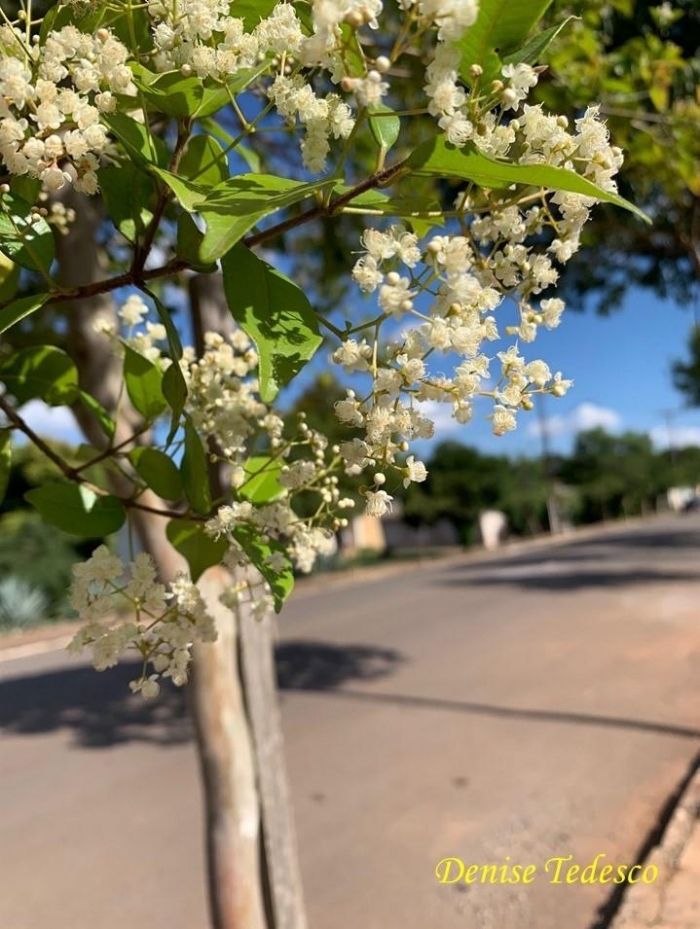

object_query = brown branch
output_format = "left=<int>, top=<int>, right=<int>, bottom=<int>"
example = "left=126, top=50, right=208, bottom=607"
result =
left=0, top=393, right=80, bottom=481
left=0, top=393, right=201, bottom=521
left=131, top=121, right=192, bottom=283
left=14, top=258, right=189, bottom=312
left=0, top=159, right=408, bottom=313
left=243, top=159, right=408, bottom=248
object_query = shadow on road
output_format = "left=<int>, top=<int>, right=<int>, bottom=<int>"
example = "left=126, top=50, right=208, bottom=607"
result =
left=0, top=662, right=191, bottom=748
left=276, top=640, right=403, bottom=691
left=0, top=641, right=403, bottom=747
left=437, top=566, right=700, bottom=591
left=293, top=687, right=700, bottom=741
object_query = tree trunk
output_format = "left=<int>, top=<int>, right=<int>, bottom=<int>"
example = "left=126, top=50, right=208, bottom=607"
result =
left=190, top=274, right=309, bottom=929
left=55, top=192, right=268, bottom=929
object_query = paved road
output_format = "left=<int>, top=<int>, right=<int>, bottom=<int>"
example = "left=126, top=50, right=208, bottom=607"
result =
left=1, top=515, right=700, bottom=929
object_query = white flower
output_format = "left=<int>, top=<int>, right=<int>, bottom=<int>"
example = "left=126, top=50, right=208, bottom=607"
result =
left=119, top=295, right=148, bottom=326
left=365, top=489, right=393, bottom=517
left=130, top=675, right=161, bottom=699
left=403, top=455, right=427, bottom=488
left=541, top=297, right=565, bottom=329
left=490, top=405, right=517, bottom=436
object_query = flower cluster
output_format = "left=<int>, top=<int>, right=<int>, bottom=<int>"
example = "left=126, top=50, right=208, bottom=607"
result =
left=181, top=331, right=351, bottom=572
left=67, top=546, right=217, bottom=698
left=0, top=24, right=134, bottom=192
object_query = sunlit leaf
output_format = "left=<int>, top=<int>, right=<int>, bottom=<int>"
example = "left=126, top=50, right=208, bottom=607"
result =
left=457, top=0, right=555, bottom=84
left=0, top=345, right=79, bottom=406
left=0, top=194, right=55, bottom=273
left=166, top=519, right=228, bottom=582
left=231, top=524, right=294, bottom=612
left=221, top=244, right=323, bottom=402
left=407, top=137, right=650, bottom=223
left=240, top=456, right=285, bottom=503
left=123, top=346, right=167, bottom=422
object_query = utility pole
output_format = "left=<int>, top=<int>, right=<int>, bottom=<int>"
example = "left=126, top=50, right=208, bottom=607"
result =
left=536, top=395, right=562, bottom=535
left=660, top=408, right=678, bottom=476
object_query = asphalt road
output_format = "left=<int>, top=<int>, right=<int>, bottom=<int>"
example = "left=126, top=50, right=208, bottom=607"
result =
left=1, top=514, right=700, bottom=929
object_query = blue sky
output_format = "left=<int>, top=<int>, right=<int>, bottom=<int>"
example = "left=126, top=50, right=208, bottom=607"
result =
left=418, top=285, right=700, bottom=459
left=16, top=284, right=700, bottom=460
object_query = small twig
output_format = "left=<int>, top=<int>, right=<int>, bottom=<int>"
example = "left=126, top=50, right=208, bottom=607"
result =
left=244, top=159, right=408, bottom=248
left=0, top=394, right=201, bottom=521
left=0, top=393, right=79, bottom=480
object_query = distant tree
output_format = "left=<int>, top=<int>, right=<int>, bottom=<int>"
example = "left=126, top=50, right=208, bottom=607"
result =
left=561, top=428, right=659, bottom=520
left=542, top=0, right=700, bottom=312
left=673, top=326, right=700, bottom=406
left=402, top=443, right=550, bottom=541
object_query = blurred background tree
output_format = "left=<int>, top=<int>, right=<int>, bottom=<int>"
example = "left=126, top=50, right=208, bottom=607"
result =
left=541, top=0, right=700, bottom=311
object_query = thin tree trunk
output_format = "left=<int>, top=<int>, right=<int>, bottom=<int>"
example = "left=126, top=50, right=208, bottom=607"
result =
left=191, top=569, right=268, bottom=929
left=239, top=612, right=308, bottom=929
left=55, top=191, right=267, bottom=929
left=190, top=274, right=309, bottom=929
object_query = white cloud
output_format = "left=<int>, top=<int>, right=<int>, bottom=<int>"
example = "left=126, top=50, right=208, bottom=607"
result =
left=418, top=399, right=459, bottom=437
left=528, top=402, right=622, bottom=440
left=649, top=425, right=700, bottom=450
left=15, top=400, right=83, bottom=444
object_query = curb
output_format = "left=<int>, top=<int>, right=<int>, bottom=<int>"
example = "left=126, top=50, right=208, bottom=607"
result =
left=608, top=762, right=700, bottom=928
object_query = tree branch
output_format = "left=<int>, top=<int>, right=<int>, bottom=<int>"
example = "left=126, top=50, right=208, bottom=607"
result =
left=0, top=393, right=200, bottom=521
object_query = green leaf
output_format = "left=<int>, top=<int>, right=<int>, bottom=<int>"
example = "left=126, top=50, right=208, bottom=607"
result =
left=221, top=244, right=323, bottom=402
left=228, top=0, right=278, bottom=30
left=240, top=456, right=285, bottom=503
left=231, top=525, right=294, bottom=612
left=78, top=390, right=116, bottom=441
left=368, top=104, right=401, bottom=152
left=339, top=24, right=365, bottom=78
left=0, top=194, right=55, bottom=273
left=0, top=345, right=79, bottom=406
left=151, top=167, right=209, bottom=212
left=139, top=289, right=187, bottom=440
left=132, top=67, right=204, bottom=118
left=132, top=63, right=270, bottom=118
left=148, top=290, right=183, bottom=361
left=179, top=134, right=229, bottom=187
left=166, top=519, right=228, bottom=582
left=457, top=0, right=555, bottom=84
left=123, top=346, right=168, bottom=422
left=195, top=64, right=271, bottom=117
left=502, top=16, right=578, bottom=69
left=99, top=164, right=155, bottom=240
left=129, top=447, right=183, bottom=500
left=25, top=483, right=126, bottom=537
left=0, top=252, right=19, bottom=303
left=336, top=185, right=444, bottom=233
left=176, top=213, right=218, bottom=272
left=181, top=416, right=212, bottom=515
left=162, top=361, right=188, bottom=446
left=198, top=174, right=331, bottom=263
left=0, top=293, right=49, bottom=335
left=407, top=138, right=651, bottom=223
left=199, top=118, right=262, bottom=172
left=102, top=112, right=168, bottom=168
left=0, top=430, right=11, bottom=505
left=9, top=176, right=41, bottom=206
